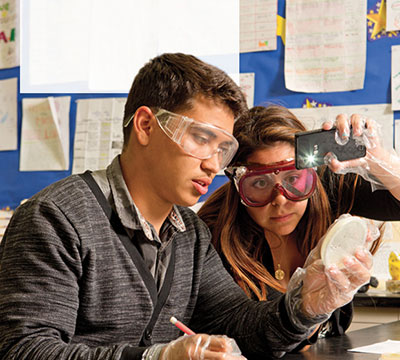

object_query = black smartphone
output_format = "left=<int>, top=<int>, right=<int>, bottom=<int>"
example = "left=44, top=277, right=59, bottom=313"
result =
left=295, top=128, right=366, bottom=169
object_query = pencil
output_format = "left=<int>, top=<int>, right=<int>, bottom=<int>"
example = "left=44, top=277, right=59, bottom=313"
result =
left=170, top=316, right=196, bottom=336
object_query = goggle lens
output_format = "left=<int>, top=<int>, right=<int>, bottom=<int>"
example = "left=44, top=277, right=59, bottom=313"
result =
left=227, top=161, right=317, bottom=207
left=156, top=109, right=238, bottom=170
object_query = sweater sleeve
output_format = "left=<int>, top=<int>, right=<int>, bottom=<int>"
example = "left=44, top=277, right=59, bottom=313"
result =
left=188, top=242, right=323, bottom=358
left=321, top=170, right=400, bottom=220
left=0, top=198, right=141, bottom=360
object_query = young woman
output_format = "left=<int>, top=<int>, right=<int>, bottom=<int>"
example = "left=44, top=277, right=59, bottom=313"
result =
left=198, top=105, right=400, bottom=349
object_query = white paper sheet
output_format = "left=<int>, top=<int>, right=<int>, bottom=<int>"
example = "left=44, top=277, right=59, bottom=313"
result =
left=0, top=77, right=17, bottom=151
left=20, top=96, right=71, bottom=171
left=72, top=98, right=126, bottom=174
left=290, top=104, right=394, bottom=149
left=21, top=0, right=239, bottom=93
left=387, top=0, right=400, bottom=31
left=0, top=0, right=19, bottom=69
left=392, top=45, right=400, bottom=111
left=285, top=0, right=366, bottom=93
left=240, top=0, right=277, bottom=53
left=395, top=119, right=400, bottom=155
left=0, top=209, right=13, bottom=242
left=349, top=340, right=400, bottom=354
left=240, top=73, right=255, bottom=108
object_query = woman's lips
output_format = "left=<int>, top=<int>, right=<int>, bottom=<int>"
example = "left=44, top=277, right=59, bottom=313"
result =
left=270, top=214, right=293, bottom=222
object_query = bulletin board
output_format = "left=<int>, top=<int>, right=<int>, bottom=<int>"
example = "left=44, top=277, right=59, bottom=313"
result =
left=207, top=0, right=400, bottom=202
left=1, top=0, right=400, bottom=209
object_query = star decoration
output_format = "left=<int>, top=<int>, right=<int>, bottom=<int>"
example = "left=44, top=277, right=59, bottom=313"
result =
left=367, top=0, right=386, bottom=39
left=302, top=98, right=332, bottom=109
left=367, top=0, right=400, bottom=40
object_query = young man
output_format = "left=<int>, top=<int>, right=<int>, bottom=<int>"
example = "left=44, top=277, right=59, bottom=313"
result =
left=0, top=53, right=373, bottom=360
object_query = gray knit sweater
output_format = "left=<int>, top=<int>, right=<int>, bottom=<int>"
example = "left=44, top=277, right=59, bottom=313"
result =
left=0, top=174, right=319, bottom=359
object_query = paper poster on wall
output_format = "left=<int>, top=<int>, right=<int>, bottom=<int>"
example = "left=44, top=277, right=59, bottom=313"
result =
left=392, top=45, right=400, bottom=111
left=0, top=0, right=19, bottom=69
left=240, top=0, right=277, bottom=53
left=0, top=208, right=13, bottom=242
left=0, top=77, right=17, bottom=151
left=239, top=72, right=255, bottom=108
left=20, top=96, right=71, bottom=171
left=21, top=0, right=239, bottom=93
left=290, top=104, right=394, bottom=149
left=395, top=119, right=400, bottom=154
left=387, top=0, right=400, bottom=32
left=72, top=98, right=126, bottom=174
left=285, top=0, right=366, bottom=93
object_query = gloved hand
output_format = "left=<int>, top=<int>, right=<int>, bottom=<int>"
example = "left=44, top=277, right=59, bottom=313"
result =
left=159, top=334, right=246, bottom=360
left=285, top=215, right=378, bottom=328
left=322, top=113, right=400, bottom=194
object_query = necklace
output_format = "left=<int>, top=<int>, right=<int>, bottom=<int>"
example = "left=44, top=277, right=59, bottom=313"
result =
left=275, top=264, right=285, bottom=281
left=266, top=231, right=287, bottom=281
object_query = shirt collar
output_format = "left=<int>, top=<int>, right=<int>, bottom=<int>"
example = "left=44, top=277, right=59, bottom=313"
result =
left=106, top=156, right=186, bottom=240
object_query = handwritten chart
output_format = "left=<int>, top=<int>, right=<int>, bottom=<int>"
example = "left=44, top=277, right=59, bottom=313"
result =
left=290, top=103, right=394, bottom=148
left=285, top=0, right=366, bottom=93
left=0, top=208, right=13, bottom=242
left=240, top=72, right=255, bottom=107
left=72, top=98, right=126, bottom=174
left=387, top=0, right=400, bottom=31
left=20, top=96, right=71, bottom=171
left=0, top=77, right=17, bottom=150
left=240, top=0, right=277, bottom=53
left=392, top=45, right=400, bottom=111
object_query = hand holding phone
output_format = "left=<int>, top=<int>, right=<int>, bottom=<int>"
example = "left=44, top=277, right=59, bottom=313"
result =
left=295, top=127, right=366, bottom=169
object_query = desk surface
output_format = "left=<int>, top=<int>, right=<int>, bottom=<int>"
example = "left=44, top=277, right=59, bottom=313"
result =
left=282, top=321, right=400, bottom=360
left=354, top=289, right=400, bottom=307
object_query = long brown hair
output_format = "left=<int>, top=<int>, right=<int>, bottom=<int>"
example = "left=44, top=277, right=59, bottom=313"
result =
left=198, top=105, right=332, bottom=299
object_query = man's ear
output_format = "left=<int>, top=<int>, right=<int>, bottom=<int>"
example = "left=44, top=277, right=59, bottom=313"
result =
left=132, top=106, right=154, bottom=146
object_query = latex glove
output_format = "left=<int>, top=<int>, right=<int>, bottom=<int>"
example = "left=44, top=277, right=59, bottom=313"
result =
left=159, top=334, right=246, bottom=360
left=322, top=114, right=400, bottom=194
left=285, top=215, right=378, bottom=327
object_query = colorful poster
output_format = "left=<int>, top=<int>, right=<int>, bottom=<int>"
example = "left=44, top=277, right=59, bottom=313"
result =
left=0, top=0, right=18, bottom=69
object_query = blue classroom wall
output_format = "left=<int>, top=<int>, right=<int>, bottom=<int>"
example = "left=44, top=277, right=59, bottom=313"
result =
left=1, top=0, right=400, bottom=209
left=0, top=76, right=127, bottom=209
left=203, top=0, right=400, bottom=203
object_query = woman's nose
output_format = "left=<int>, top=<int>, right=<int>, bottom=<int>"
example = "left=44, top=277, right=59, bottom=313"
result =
left=270, top=185, right=287, bottom=206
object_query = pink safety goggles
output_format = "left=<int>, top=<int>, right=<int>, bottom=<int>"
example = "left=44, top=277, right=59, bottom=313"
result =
left=225, top=159, right=317, bottom=207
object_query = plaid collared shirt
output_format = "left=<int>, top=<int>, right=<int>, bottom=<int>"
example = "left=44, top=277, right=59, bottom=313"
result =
left=91, top=156, right=186, bottom=290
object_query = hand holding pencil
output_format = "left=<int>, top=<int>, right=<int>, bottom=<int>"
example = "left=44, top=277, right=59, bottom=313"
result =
left=159, top=316, right=246, bottom=359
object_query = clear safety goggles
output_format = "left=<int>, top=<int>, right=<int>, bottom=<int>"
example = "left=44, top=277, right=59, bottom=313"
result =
left=225, top=159, right=317, bottom=207
left=125, top=109, right=238, bottom=170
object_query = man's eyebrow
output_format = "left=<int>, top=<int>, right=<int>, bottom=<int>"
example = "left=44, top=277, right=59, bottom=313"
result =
left=220, top=140, right=235, bottom=147
left=192, top=126, right=217, bottom=140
